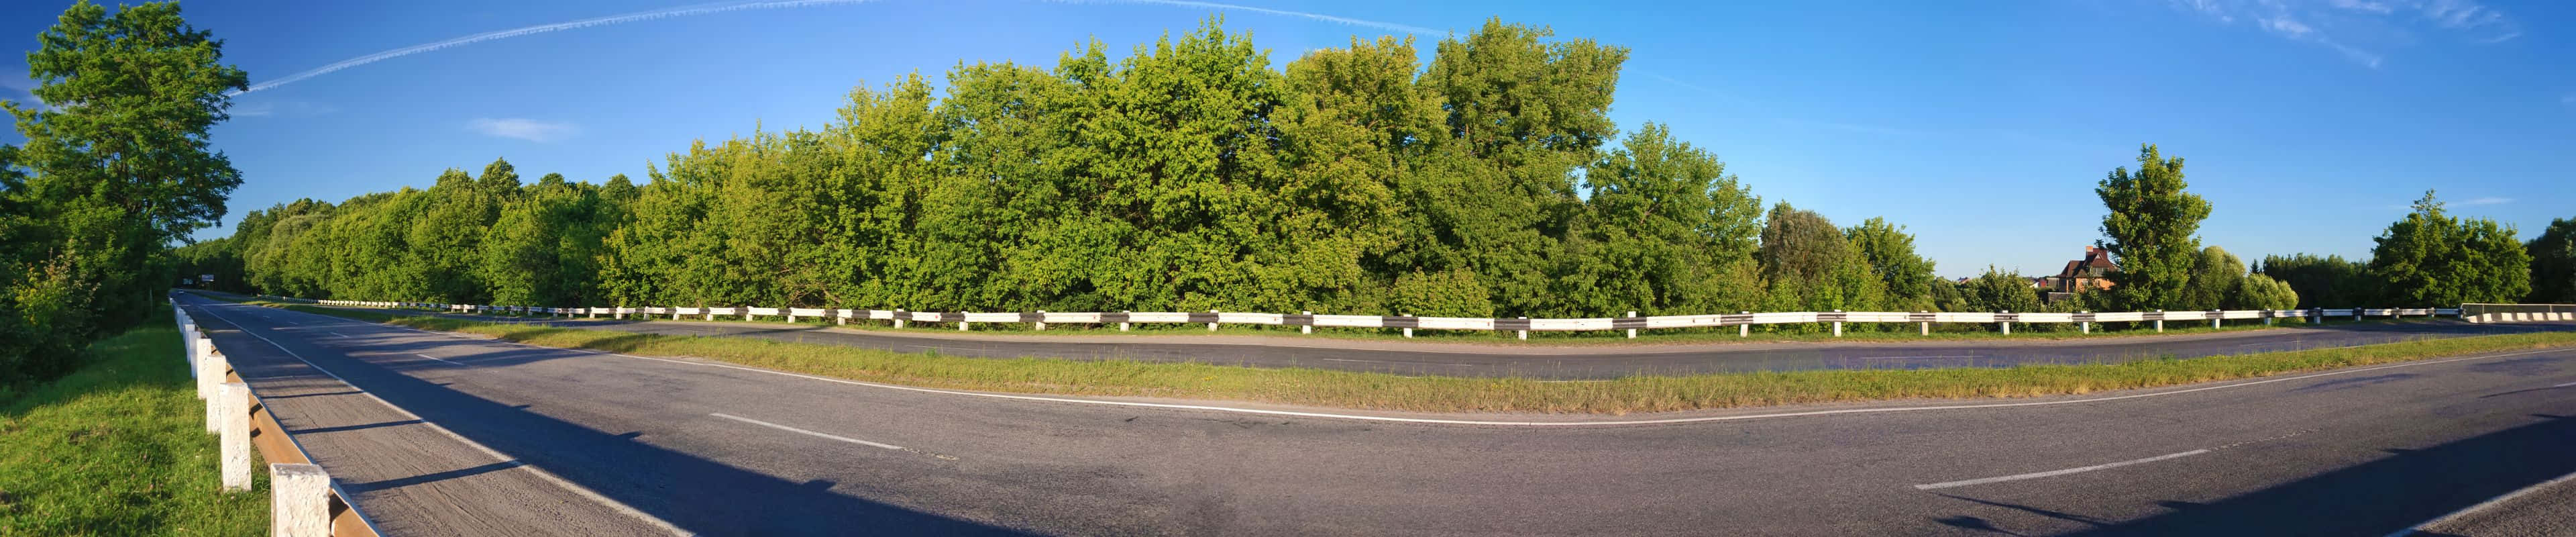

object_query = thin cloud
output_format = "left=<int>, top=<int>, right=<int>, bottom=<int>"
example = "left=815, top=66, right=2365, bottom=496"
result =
left=1055, top=0, right=1440, bottom=36
left=2167, top=0, right=2520, bottom=66
left=231, top=99, right=337, bottom=118
left=236, top=0, right=885, bottom=95
left=2460, top=197, right=2512, bottom=205
left=469, top=117, right=578, bottom=142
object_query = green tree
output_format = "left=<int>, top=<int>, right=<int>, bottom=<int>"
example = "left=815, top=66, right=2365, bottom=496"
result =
left=2230, top=273, right=2299, bottom=311
left=1845, top=217, right=1935, bottom=311
left=0, top=0, right=245, bottom=383
left=2368, top=191, right=2531, bottom=305
left=2524, top=218, right=2575, bottom=303
left=1960, top=267, right=2044, bottom=320
left=1758, top=203, right=1884, bottom=313
left=2095, top=144, right=2210, bottom=311
left=1564, top=123, right=1762, bottom=315
left=1409, top=18, right=1627, bottom=316
left=2254, top=253, right=2369, bottom=308
left=2180, top=246, right=2245, bottom=310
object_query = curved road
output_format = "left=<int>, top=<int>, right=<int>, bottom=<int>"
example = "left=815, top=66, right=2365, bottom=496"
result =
left=309, top=300, right=2575, bottom=379
left=182, top=294, right=2576, bottom=536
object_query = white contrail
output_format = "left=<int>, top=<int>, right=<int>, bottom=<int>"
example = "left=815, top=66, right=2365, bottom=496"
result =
left=233, top=0, right=880, bottom=95
left=239, top=0, right=1436, bottom=96
left=1051, top=0, right=1440, bottom=36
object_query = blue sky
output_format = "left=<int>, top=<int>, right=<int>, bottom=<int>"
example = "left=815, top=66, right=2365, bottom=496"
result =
left=2, top=0, right=2568, bottom=277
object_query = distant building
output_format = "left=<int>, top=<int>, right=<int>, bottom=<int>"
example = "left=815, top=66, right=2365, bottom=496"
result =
left=2051, top=246, right=2119, bottom=294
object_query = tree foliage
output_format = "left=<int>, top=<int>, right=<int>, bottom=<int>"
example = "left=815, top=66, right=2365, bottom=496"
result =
left=0, top=1, right=244, bottom=385
left=2095, top=144, right=2210, bottom=311
left=2253, top=253, right=2369, bottom=309
left=2367, top=191, right=2530, bottom=305
left=2527, top=218, right=2576, bottom=303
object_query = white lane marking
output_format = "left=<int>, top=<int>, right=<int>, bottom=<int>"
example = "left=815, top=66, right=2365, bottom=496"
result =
left=311, top=304, right=2576, bottom=428
left=709, top=413, right=903, bottom=450
left=329, top=332, right=351, bottom=338
left=2387, top=467, right=2576, bottom=536
left=2555, top=381, right=2576, bottom=388
left=416, top=354, right=467, bottom=367
left=1913, top=450, right=2212, bottom=490
left=186, top=300, right=690, bottom=536
left=1853, top=355, right=1980, bottom=360
left=1320, top=358, right=1384, bottom=363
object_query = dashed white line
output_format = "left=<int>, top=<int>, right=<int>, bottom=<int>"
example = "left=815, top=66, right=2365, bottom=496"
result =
left=1913, top=449, right=2211, bottom=490
left=709, top=413, right=903, bottom=450
left=2555, top=381, right=2576, bottom=388
left=416, top=354, right=467, bottom=367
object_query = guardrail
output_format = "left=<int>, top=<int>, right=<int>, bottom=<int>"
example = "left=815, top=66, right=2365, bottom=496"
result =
left=307, top=299, right=2467, bottom=338
left=2460, top=303, right=2576, bottom=324
left=173, top=299, right=382, bottom=537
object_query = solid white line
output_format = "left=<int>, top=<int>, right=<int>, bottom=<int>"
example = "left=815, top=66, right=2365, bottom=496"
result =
left=1852, top=355, right=1980, bottom=360
left=2385, top=467, right=2576, bottom=536
left=708, top=413, right=904, bottom=450
left=186, top=300, right=690, bottom=536
left=329, top=332, right=351, bottom=338
left=1913, top=450, right=2212, bottom=490
left=2555, top=381, right=2576, bottom=388
left=318, top=303, right=2576, bottom=428
left=416, top=354, right=467, bottom=367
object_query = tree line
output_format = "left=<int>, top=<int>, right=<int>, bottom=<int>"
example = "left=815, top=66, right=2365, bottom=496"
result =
left=178, top=19, right=2573, bottom=334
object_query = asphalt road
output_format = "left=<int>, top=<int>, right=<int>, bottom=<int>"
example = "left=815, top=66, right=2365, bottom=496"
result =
left=180, top=293, right=2576, bottom=536
left=311, top=301, right=2576, bottom=379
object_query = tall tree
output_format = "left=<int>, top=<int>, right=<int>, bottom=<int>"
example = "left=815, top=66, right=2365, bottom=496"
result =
left=0, top=0, right=245, bottom=383
left=2526, top=218, right=2576, bottom=303
left=1758, top=203, right=1884, bottom=313
left=2095, top=144, right=2210, bottom=311
left=1411, top=18, right=1627, bottom=316
left=2255, top=253, right=2369, bottom=308
left=2180, top=246, right=2245, bottom=310
left=2367, top=191, right=2531, bottom=305
left=1845, top=217, right=1936, bottom=311
left=1565, top=123, right=1763, bottom=315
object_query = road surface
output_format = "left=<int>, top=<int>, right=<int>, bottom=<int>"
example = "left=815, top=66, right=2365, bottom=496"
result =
left=180, top=294, right=2576, bottom=536
left=307, top=299, right=2576, bottom=379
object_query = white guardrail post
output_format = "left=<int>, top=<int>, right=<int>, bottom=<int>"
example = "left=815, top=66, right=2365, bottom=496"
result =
left=1998, top=310, right=2011, bottom=335
left=219, top=381, right=252, bottom=491
left=2080, top=311, right=2090, bottom=334
left=199, top=348, right=223, bottom=433
left=270, top=463, right=331, bottom=537
left=2154, top=310, right=2163, bottom=332
left=1831, top=309, right=1843, bottom=338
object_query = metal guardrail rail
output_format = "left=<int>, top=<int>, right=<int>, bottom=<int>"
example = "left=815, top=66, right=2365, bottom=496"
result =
left=174, top=299, right=382, bottom=537
left=302, top=297, right=2467, bottom=338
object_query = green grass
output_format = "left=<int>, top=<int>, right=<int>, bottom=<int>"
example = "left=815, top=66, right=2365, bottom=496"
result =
left=235, top=299, right=2576, bottom=415
left=0, top=313, right=268, bottom=536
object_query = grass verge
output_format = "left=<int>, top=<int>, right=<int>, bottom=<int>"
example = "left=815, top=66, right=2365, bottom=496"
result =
left=0, top=312, right=268, bottom=535
left=236, top=299, right=2576, bottom=415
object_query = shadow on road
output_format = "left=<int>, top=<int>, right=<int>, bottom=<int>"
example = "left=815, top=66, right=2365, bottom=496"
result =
left=276, top=334, right=1032, bottom=536
left=1933, top=413, right=2576, bottom=536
